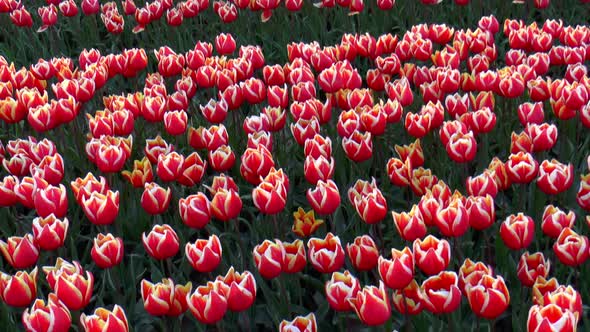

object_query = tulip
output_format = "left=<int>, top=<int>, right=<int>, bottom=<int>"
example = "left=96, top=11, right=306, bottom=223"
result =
left=282, top=240, right=307, bottom=274
left=32, top=214, right=69, bottom=251
left=142, top=224, right=180, bottom=260
left=342, top=130, right=373, bottom=162
left=307, top=232, right=345, bottom=274
left=185, top=235, right=222, bottom=273
left=348, top=281, right=390, bottom=326
left=0, top=175, right=17, bottom=207
left=378, top=247, right=414, bottom=290
left=43, top=259, right=94, bottom=311
left=80, top=305, right=129, bottom=332
left=466, top=170, right=499, bottom=198
left=306, top=179, right=341, bottom=215
left=553, top=227, right=589, bottom=266
left=387, top=157, right=412, bottom=187
left=346, top=235, right=379, bottom=271
left=292, top=207, right=324, bottom=237
left=91, top=233, right=124, bottom=269
left=253, top=239, right=285, bottom=279
left=22, top=293, right=71, bottom=332
left=279, top=313, right=317, bottom=332
left=34, top=184, right=68, bottom=218
left=434, top=196, right=469, bottom=237
left=141, top=278, right=192, bottom=317
left=0, top=268, right=37, bottom=307
left=324, top=270, right=360, bottom=312
left=210, top=188, right=242, bottom=221
left=500, top=213, right=535, bottom=250
left=156, top=152, right=185, bottom=182
left=409, top=167, right=439, bottom=196
left=0, top=234, right=39, bottom=269
left=421, top=271, right=462, bottom=314
left=536, top=159, right=574, bottom=195
left=466, top=274, right=510, bottom=319
left=541, top=205, right=575, bottom=239
left=140, top=182, right=171, bottom=215
left=413, top=235, right=450, bottom=276
left=187, top=281, right=228, bottom=324
left=252, top=180, right=287, bottom=215
left=506, top=152, right=539, bottom=184
left=517, top=252, right=551, bottom=288
left=458, top=259, right=493, bottom=294
left=122, top=158, right=153, bottom=188
left=81, top=190, right=120, bottom=225
left=392, top=205, right=427, bottom=241
left=216, top=267, right=257, bottom=312
left=527, top=304, right=578, bottom=332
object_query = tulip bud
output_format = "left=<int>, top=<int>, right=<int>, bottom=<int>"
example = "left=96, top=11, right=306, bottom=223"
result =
left=465, top=274, right=510, bottom=319
left=346, top=235, right=379, bottom=271
left=413, top=235, right=450, bottom=276
left=0, top=268, right=38, bottom=307
left=253, top=239, right=285, bottom=279
left=0, top=234, right=39, bottom=269
left=140, top=182, right=171, bottom=215
left=91, top=233, right=124, bottom=269
left=348, top=281, right=391, bottom=326
left=22, top=293, right=71, bottom=332
left=517, top=252, right=550, bottom=287
left=500, top=213, right=535, bottom=250
left=185, top=235, right=222, bottom=273
left=421, top=271, right=462, bottom=314
left=378, top=247, right=414, bottom=290
left=279, top=313, right=317, bottom=332
left=553, top=227, right=589, bottom=266
left=308, top=232, right=345, bottom=274
left=142, top=224, right=180, bottom=260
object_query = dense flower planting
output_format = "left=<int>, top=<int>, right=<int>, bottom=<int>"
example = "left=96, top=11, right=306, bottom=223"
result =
left=1, top=0, right=590, bottom=331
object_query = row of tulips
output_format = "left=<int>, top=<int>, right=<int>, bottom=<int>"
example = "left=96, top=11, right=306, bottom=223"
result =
left=0, top=11, right=590, bottom=332
left=3, top=0, right=589, bottom=33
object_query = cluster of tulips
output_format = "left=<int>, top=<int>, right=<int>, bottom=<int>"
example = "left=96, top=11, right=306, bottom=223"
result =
left=0, top=8, right=590, bottom=331
left=2, top=0, right=590, bottom=33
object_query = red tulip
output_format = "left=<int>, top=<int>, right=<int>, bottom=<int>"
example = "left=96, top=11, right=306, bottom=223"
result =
left=517, top=252, right=550, bottom=287
left=500, top=213, right=535, bottom=250
left=210, top=188, right=242, bottom=222
left=346, top=235, right=379, bottom=271
left=43, top=259, right=93, bottom=311
left=413, top=235, right=450, bottom=276
left=434, top=196, right=469, bottom=237
left=392, top=205, right=427, bottom=241
left=216, top=267, right=256, bottom=312
left=553, top=227, right=589, bottom=266
left=80, top=305, right=128, bottom=332
left=421, top=271, right=462, bottom=314
left=465, top=274, right=510, bottom=319
left=527, top=304, right=578, bottom=332
left=306, top=179, right=341, bottom=215
left=541, top=205, right=575, bottom=239
left=0, top=267, right=37, bottom=307
left=185, top=235, right=222, bottom=273
left=22, top=293, right=71, bottom=332
left=348, top=281, right=391, bottom=326
left=253, top=239, right=285, bottom=279
left=32, top=214, right=69, bottom=251
left=325, top=270, right=360, bottom=311
left=279, top=313, right=317, bottom=332
left=179, top=193, right=211, bottom=229
left=91, top=233, right=124, bottom=269
left=141, top=278, right=192, bottom=316
left=378, top=247, right=414, bottom=290
left=140, top=182, right=171, bottom=215
left=142, top=224, right=180, bottom=260
left=506, top=152, right=539, bottom=184
left=392, top=279, right=424, bottom=315
left=81, top=190, right=119, bottom=225
left=0, top=234, right=39, bottom=269
left=308, top=232, right=345, bottom=274
left=536, top=159, right=573, bottom=195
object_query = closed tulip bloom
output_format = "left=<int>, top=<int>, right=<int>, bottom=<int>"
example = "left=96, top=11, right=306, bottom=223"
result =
left=215, top=267, right=256, bottom=312
left=308, top=232, right=345, bottom=274
left=252, top=180, right=287, bottom=215
left=304, top=155, right=334, bottom=185
left=279, top=313, right=317, bottom=332
left=91, top=233, right=124, bottom=269
left=179, top=193, right=211, bottom=229
left=342, top=130, right=373, bottom=162
left=346, top=235, right=379, bottom=271
left=348, top=281, right=391, bottom=326
left=553, top=227, right=589, bottom=266
left=142, top=224, right=179, bottom=260
left=466, top=274, right=510, bottom=319
left=500, top=213, right=535, bottom=250
left=577, top=174, right=590, bottom=211
left=43, top=260, right=93, bottom=311
left=210, top=188, right=242, bottom=221
left=253, top=239, right=285, bottom=279
left=306, top=179, right=341, bottom=215
left=185, top=235, right=222, bottom=273
left=325, top=270, right=360, bottom=311
left=0, top=267, right=38, bottom=307
left=434, top=196, right=469, bottom=237
left=208, top=145, right=236, bottom=172
left=392, top=279, right=424, bottom=315
left=34, top=184, right=68, bottom=218
left=506, top=152, right=539, bottom=184
left=81, top=190, right=119, bottom=225
left=140, top=182, right=171, bottom=215
left=164, top=110, right=188, bottom=136
left=22, top=293, right=71, bottom=332
left=392, top=205, right=427, bottom=241
left=0, top=175, right=17, bottom=207
left=517, top=252, right=550, bottom=288
left=466, top=170, right=499, bottom=198
left=0, top=234, right=39, bottom=269
left=282, top=240, right=307, bottom=274
left=80, top=305, right=129, bottom=332
left=458, top=259, right=493, bottom=295
left=141, top=278, right=191, bottom=317
left=541, top=205, right=575, bottom=239
left=32, top=214, right=69, bottom=251
left=387, top=157, right=412, bottom=187
left=156, top=152, right=184, bottom=182
left=292, top=207, right=324, bottom=237
left=488, top=157, right=512, bottom=191
left=413, top=235, right=450, bottom=276
left=526, top=123, right=558, bottom=152
left=527, top=304, right=578, bottom=332
left=421, top=271, right=462, bottom=314
left=378, top=247, right=414, bottom=290
left=446, top=131, right=477, bottom=163
left=536, top=159, right=574, bottom=195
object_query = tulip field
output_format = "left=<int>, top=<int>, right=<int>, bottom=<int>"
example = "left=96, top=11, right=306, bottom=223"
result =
left=1, top=0, right=590, bottom=331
